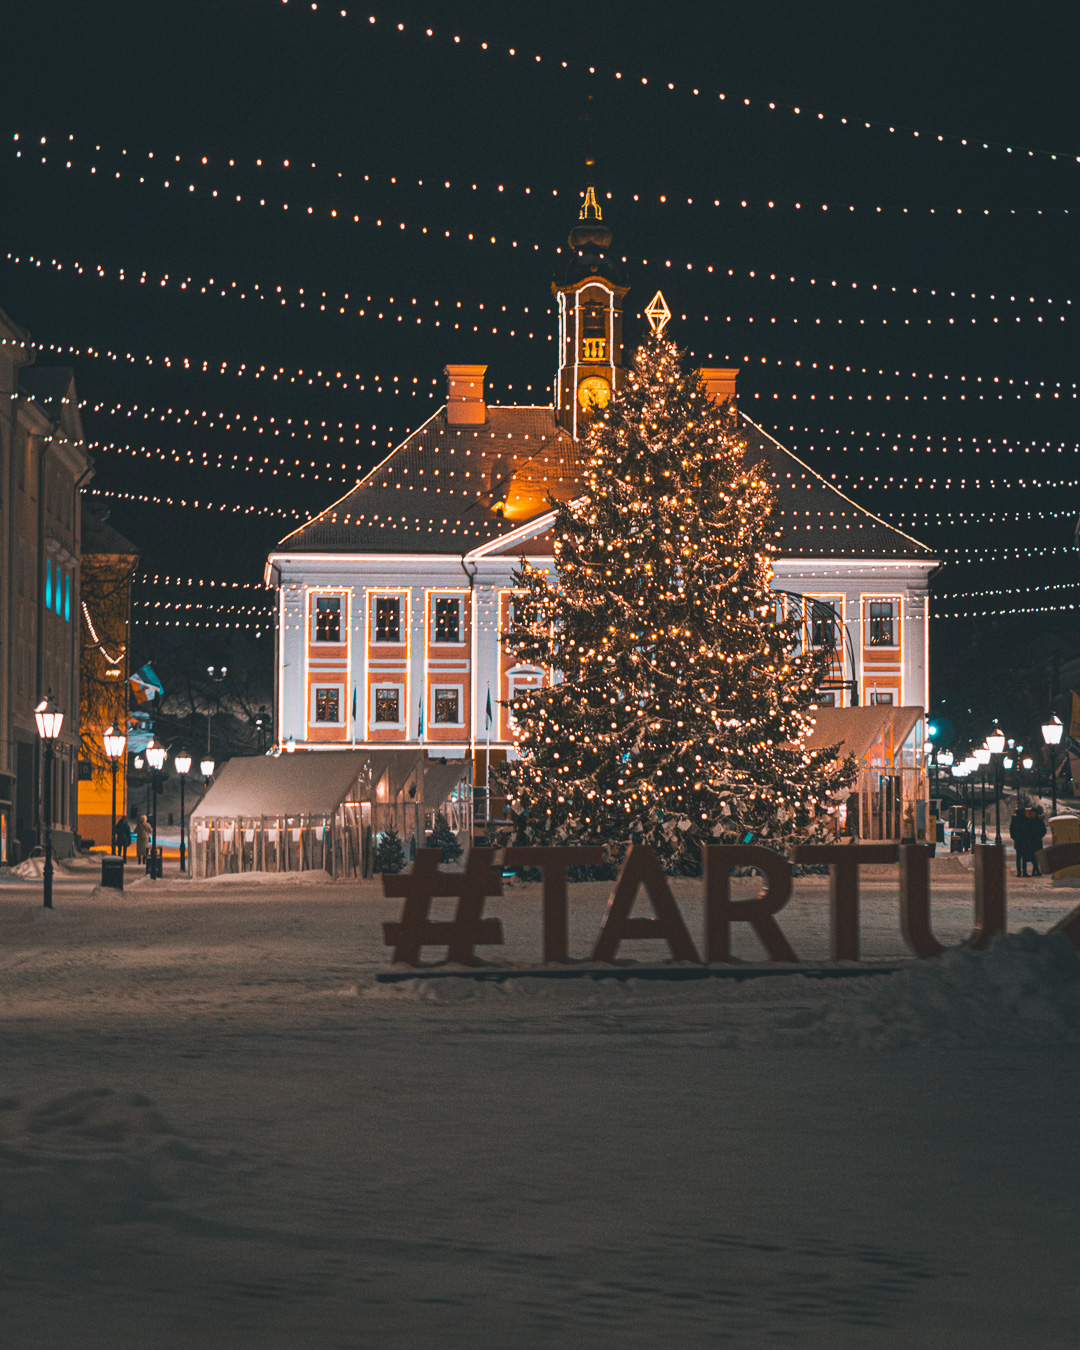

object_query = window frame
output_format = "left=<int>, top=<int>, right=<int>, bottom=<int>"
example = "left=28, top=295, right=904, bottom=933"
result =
left=867, top=599, right=898, bottom=648
left=370, top=682, right=406, bottom=728
left=371, top=593, right=406, bottom=647
left=310, top=682, right=345, bottom=726
left=311, top=592, right=345, bottom=646
left=431, top=594, right=464, bottom=647
left=431, top=684, right=465, bottom=727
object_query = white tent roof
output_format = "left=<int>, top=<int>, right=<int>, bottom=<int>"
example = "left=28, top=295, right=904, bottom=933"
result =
left=191, top=750, right=418, bottom=820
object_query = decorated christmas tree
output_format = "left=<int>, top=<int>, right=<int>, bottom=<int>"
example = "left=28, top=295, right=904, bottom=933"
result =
left=428, top=812, right=463, bottom=864
left=498, top=315, right=853, bottom=869
left=372, top=823, right=407, bottom=874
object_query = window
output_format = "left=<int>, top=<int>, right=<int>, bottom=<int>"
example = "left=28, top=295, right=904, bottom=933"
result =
left=871, top=690, right=894, bottom=705
left=434, top=688, right=460, bottom=724
left=314, top=595, right=342, bottom=643
left=868, top=600, right=895, bottom=646
left=374, top=687, right=401, bottom=723
left=374, top=595, right=401, bottom=644
left=810, top=601, right=838, bottom=648
left=815, top=691, right=837, bottom=707
left=433, top=596, right=462, bottom=645
left=314, top=687, right=341, bottom=723
left=581, top=303, right=606, bottom=360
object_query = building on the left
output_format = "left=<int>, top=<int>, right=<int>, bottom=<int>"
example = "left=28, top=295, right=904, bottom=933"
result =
left=1, top=304, right=92, bottom=861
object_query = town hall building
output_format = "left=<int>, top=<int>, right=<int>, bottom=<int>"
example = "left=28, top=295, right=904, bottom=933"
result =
left=265, top=188, right=937, bottom=827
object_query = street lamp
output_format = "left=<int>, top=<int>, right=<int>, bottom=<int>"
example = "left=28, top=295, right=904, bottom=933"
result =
left=200, top=755, right=215, bottom=782
left=986, top=729, right=1005, bottom=844
left=34, top=694, right=64, bottom=909
left=174, top=748, right=192, bottom=873
left=974, top=744, right=992, bottom=843
left=1041, top=715, right=1064, bottom=818
left=102, top=724, right=126, bottom=855
left=285, top=736, right=296, bottom=753
left=145, top=740, right=167, bottom=876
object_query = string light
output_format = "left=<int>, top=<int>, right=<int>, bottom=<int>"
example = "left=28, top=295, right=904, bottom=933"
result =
left=271, top=11, right=1080, bottom=171
left=87, top=487, right=310, bottom=520
left=12, top=141, right=1072, bottom=221
left=136, top=575, right=271, bottom=589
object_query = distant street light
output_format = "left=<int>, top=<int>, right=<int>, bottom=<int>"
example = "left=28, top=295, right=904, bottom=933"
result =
left=174, top=748, right=192, bottom=873
left=34, top=694, right=64, bottom=909
left=145, top=740, right=167, bottom=876
left=974, top=745, right=992, bottom=843
left=1042, top=715, right=1064, bottom=817
left=102, top=724, right=127, bottom=855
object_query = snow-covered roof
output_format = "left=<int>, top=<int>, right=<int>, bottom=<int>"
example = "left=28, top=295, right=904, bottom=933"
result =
left=192, top=750, right=413, bottom=819
left=273, top=406, right=934, bottom=563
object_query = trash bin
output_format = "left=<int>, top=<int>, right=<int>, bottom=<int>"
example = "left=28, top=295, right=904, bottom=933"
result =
left=100, top=855, right=125, bottom=891
left=146, top=846, right=164, bottom=880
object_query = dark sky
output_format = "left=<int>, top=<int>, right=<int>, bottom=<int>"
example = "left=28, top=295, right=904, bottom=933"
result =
left=3, top=0, right=1078, bottom=736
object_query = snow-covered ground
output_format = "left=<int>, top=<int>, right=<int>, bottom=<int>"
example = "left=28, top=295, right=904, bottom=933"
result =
left=2, top=862, right=1079, bottom=1348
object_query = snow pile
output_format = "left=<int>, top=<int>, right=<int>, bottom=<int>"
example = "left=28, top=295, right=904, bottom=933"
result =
left=122, top=869, right=334, bottom=895
left=850, top=928, right=1080, bottom=1047
left=365, top=930, right=1080, bottom=1049
left=0, top=1087, right=220, bottom=1233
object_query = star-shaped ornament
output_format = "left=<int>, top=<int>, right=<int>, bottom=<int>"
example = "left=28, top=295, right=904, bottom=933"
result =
left=645, top=290, right=672, bottom=336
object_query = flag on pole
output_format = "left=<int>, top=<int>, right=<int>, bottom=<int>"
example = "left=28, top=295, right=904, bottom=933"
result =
left=352, top=686, right=357, bottom=721
left=485, top=688, right=493, bottom=731
left=129, top=663, right=164, bottom=704
left=418, top=697, right=424, bottom=736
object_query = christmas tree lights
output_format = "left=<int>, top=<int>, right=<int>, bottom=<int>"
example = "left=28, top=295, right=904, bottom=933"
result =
left=499, top=330, right=853, bottom=869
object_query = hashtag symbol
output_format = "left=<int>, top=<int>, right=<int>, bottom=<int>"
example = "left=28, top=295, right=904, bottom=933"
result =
left=382, top=848, right=505, bottom=965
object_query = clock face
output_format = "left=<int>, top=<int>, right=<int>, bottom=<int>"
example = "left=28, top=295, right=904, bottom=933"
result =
left=578, top=375, right=612, bottom=410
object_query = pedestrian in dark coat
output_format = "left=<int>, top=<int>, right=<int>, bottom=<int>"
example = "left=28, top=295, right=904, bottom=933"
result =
left=113, top=817, right=132, bottom=861
left=1009, top=806, right=1029, bottom=876
left=1027, top=809, right=1047, bottom=876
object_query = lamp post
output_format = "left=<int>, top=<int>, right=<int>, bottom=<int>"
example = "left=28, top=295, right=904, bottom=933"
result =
left=1041, top=715, right=1064, bottom=818
left=145, top=740, right=167, bottom=875
left=34, top=694, right=64, bottom=909
left=102, top=724, right=126, bottom=854
left=974, top=744, right=992, bottom=843
left=987, top=728, right=1005, bottom=844
left=174, top=748, right=192, bottom=873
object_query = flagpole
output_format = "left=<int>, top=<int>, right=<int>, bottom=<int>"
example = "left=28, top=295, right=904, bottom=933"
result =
left=485, top=684, right=492, bottom=830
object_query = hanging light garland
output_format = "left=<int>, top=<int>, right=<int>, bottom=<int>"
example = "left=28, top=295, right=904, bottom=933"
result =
left=13, top=137, right=1073, bottom=221
left=272, top=8, right=1080, bottom=171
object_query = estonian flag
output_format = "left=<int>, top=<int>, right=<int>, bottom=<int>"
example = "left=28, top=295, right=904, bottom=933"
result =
left=485, top=688, right=493, bottom=731
left=352, top=687, right=357, bottom=721
left=418, top=698, right=424, bottom=735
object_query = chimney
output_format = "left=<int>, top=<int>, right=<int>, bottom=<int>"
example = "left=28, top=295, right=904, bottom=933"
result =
left=699, top=367, right=740, bottom=405
left=445, top=363, right=488, bottom=425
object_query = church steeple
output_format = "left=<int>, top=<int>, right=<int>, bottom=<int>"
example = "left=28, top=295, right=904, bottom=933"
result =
left=552, top=174, right=629, bottom=439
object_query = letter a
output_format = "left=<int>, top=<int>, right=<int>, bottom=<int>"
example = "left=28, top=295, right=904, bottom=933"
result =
left=591, top=846, right=701, bottom=964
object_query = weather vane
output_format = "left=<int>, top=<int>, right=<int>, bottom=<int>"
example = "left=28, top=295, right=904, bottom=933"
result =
left=645, top=290, right=672, bottom=336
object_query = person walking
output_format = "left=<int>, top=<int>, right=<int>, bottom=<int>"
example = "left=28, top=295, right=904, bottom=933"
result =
left=135, top=814, right=150, bottom=866
left=113, top=816, right=132, bottom=862
left=1009, top=804, right=1029, bottom=876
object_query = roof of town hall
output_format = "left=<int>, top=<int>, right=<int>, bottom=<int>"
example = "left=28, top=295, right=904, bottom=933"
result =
left=272, top=404, right=935, bottom=562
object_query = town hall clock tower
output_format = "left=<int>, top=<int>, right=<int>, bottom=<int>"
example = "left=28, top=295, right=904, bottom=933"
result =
left=552, top=183, right=629, bottom=440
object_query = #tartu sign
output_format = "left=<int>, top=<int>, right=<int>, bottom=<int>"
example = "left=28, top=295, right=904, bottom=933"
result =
left=381, top=842, right=1080, bottom=967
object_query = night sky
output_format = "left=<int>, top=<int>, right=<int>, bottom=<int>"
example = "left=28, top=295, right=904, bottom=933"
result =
left=4, top=0, right=1078, bottom=744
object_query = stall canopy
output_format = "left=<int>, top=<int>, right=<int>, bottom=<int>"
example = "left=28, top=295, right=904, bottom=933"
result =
left=803, top=705, right=927, bottom=842
left=191, top=750, right=470, bottom=879
left=192, top=750, right=374, bottom=821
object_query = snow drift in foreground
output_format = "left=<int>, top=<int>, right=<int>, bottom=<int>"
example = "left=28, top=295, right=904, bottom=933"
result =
left=365, top=930, right=1080, bottom=1049
left=0, top=1087, right=225, bottom=1234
